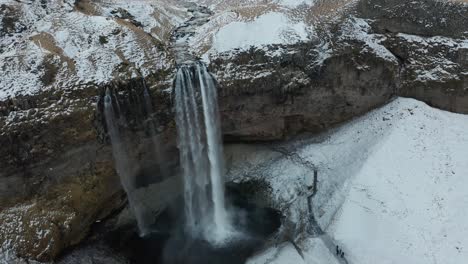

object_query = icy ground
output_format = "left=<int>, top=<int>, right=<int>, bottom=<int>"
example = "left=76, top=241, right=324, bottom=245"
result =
left=246, top=97, right=468, bottom=264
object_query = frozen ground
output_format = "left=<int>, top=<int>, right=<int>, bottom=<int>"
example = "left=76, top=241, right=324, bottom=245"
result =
left=245, top=97, right=468, bottom=263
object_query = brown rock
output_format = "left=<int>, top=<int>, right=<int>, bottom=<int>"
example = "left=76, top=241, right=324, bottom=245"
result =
left=0, top=161, right=124, bottom=261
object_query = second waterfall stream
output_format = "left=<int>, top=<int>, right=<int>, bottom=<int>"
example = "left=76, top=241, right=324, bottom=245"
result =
left=174, top=62, right=233, bottom=244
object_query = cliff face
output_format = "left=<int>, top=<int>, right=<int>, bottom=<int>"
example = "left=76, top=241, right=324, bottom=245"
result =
left=212, top=39, right=400, bottom=140
left=209, top=0, right=468, bottom=140
left=356, top=0, right=468, bottom=38
left=0, top=0, right=180, bottom=260
left=0, top=0, right=467, bottom=262
left=357, top=0, right=468, bottom=113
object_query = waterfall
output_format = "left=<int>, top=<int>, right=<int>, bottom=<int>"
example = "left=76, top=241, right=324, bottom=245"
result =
left=103, top=88, right=150, bottom=235
left=196, top=64, right=229, bottom=239
left=174, top=62, right=232, bottom=244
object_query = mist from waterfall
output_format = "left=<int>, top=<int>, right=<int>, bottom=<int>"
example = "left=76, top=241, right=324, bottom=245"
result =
left=103, top=88, right=150, bottom=236
left=174, top=62, right=232, bottom=244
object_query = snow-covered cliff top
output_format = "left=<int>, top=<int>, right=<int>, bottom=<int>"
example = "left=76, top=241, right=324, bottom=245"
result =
left=0, top=0, right=187, bottom=100
left=0, top=0, right=358, bottom=100
left=1, top=0, right=467, bottom=101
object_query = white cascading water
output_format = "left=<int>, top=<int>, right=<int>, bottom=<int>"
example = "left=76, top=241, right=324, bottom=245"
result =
left=174, top=62, right=232, bottom=244
left=103, top=88, right=150, bottom=235
left=196, top=64, right=230, bottom=239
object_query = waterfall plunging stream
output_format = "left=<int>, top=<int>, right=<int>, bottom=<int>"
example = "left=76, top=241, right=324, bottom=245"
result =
left=104, top=88, right=150, bottom=235
left=99, top=47, right=281, bottom=264
left=101, top=80, right=281, bottom=263
left=98, top=2, right=280, bottom=260
left=174, top=62, right=232, bottom=244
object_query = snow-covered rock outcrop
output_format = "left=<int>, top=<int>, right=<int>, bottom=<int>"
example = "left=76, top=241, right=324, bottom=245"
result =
left=241, top=97, right=468, bottom=264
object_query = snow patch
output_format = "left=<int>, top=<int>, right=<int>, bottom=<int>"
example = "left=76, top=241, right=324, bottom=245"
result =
left=398, top=33, right=468, bottom=49
left=211, top=12, right=310, bottom=53
left=340, top=17, right=398, bottom=63
left=275, top=0, right=316, bottom=7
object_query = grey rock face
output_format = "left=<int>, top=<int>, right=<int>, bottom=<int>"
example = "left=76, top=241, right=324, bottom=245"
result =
left=384, top=34, right=468, bottom=113
left=210, top=28, right=400, bottom=141
left=0, top=77, right=177, bottom=261
left=352, top=0, right=468, bottom=114
left=357, top=0, right=468, bottom=38
left=207, top=0, right=468, bottom=142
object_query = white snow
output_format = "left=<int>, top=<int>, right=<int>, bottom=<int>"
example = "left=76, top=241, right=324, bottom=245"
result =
left=302, top=238, right=341, bottom=264
left=325, top=98, right=468, bottom=264
left=0, top=0, right=182, bottom=100
left=226, top=142, right=311, bottom=211
left=393, top=33, right=465, bottom=82
left=398, top=33, right=468, bottom=50
left=235, top=97, right=468, bottom=264
left=415, top=64, right=459, bottom=82
left=291, top=97, right=399, bottom=229
left=211, top=12, right=310, bottom=53
left=0, top=42, right=45, bottom=100
left=189, top=11, right=239, bottom=58
left=340, top=17, right=398, bottom=63
left=98, top=1, right=188, bottom=39
left=275, top=0, right=315, bottom=7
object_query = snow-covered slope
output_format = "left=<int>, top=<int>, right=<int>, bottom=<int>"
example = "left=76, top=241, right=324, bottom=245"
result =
left=186, top=0, right=355, bottom=58
left=0, top=0, right=186, bottom=100
left=241, top=97, right=468, bottom=263
left=326, top=98, right=468, bottom=264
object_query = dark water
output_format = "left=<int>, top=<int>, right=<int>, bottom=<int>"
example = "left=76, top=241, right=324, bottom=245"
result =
left=106, top=197, right=281, bottom=264
left=56, top=183, right=281, bottom=264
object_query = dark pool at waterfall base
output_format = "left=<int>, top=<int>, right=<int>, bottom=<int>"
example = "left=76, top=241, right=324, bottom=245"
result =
left=104, top=198, right=282, bottom=264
